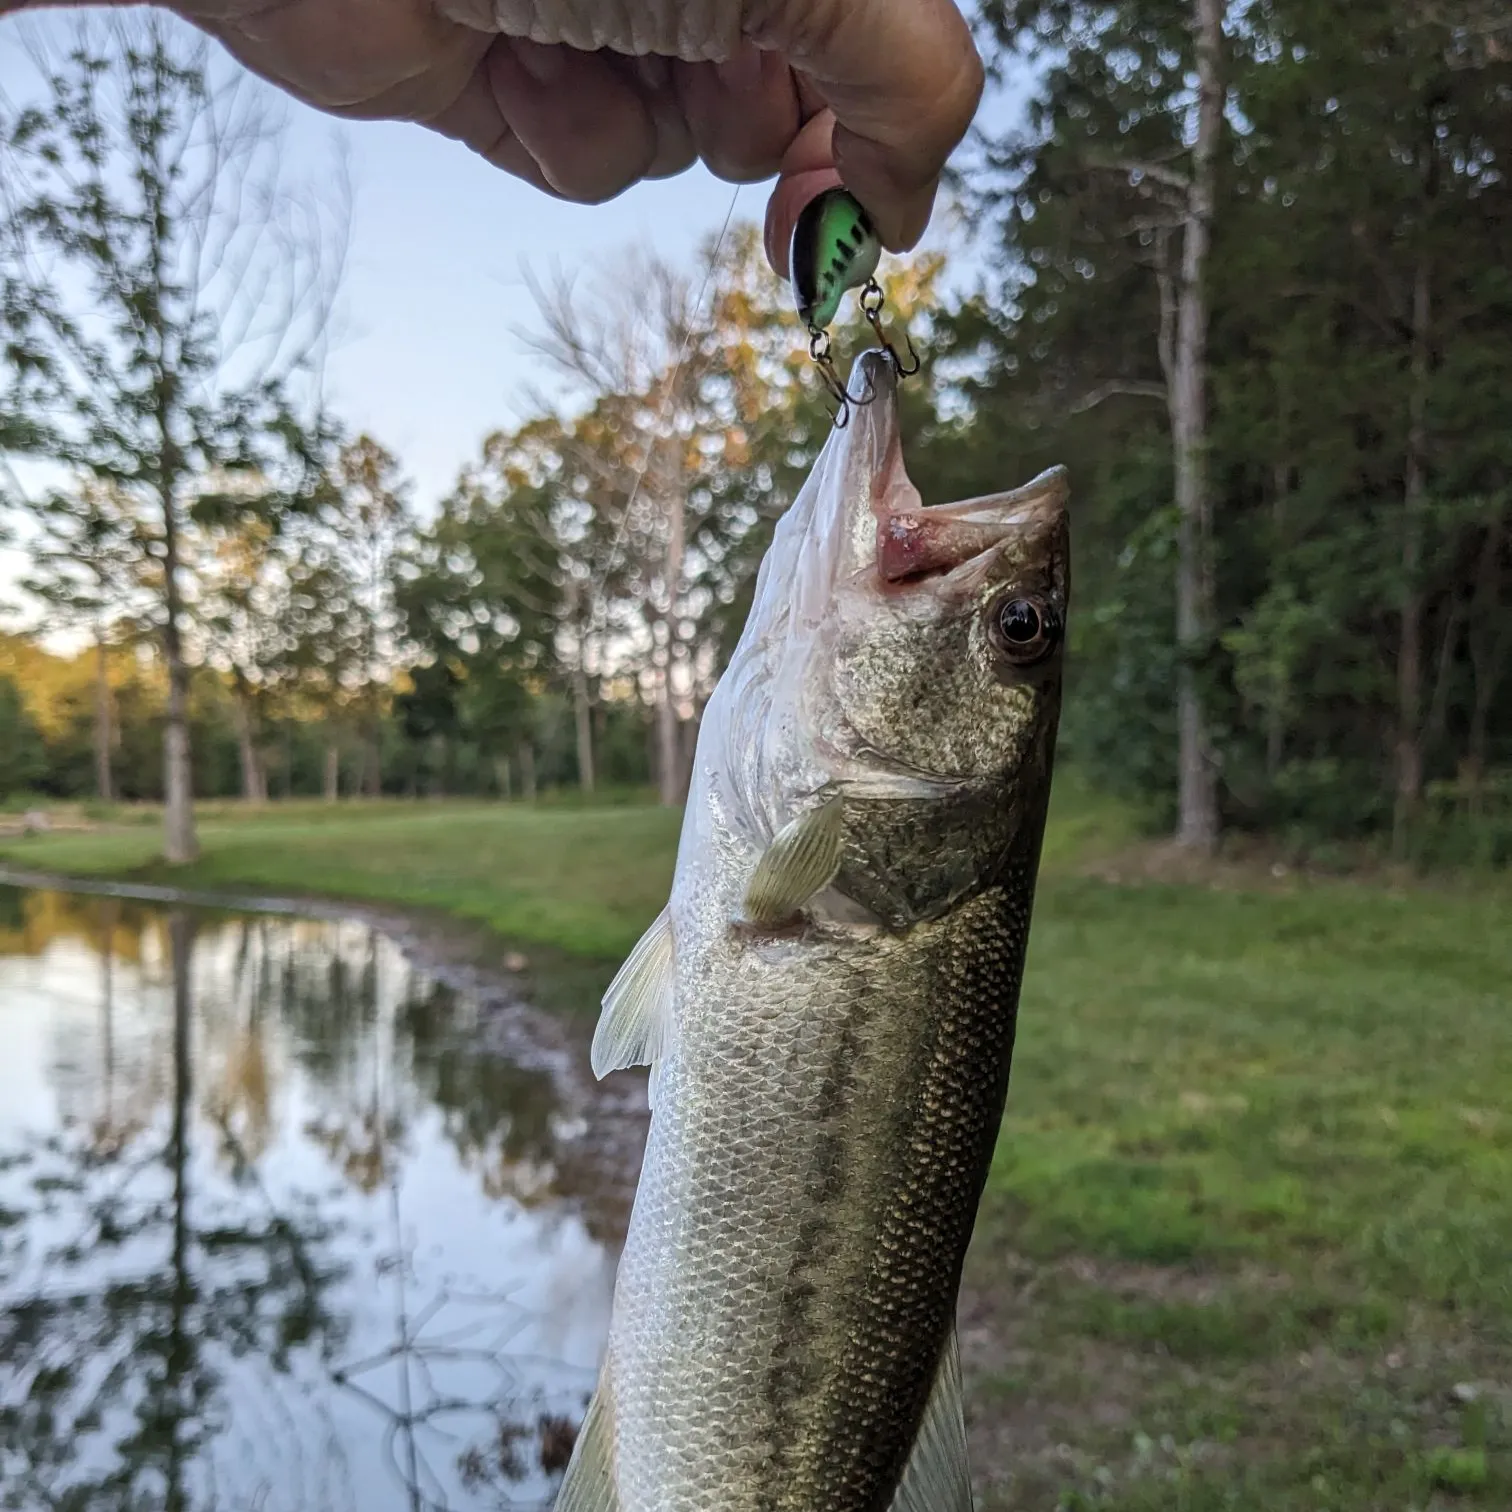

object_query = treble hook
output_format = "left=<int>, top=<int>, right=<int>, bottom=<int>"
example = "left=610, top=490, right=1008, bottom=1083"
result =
left=860, top=279, right=921, bottom=377
left=808, top=326, right=853, bottom=428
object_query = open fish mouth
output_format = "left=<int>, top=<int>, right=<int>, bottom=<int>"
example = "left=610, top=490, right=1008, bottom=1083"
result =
left=837, top=351, right=1069, bottom=599
left=876, top=473, right=1071, bottom=592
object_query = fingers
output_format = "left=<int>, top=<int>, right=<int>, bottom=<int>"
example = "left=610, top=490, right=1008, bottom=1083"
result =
left=749, top=0, right=983, bottom=252
left=424, top=55, right=559, bottom=194
left=673, top=44, right=801, bottom=184
left=428, top=39, right=784, bottom=204
left=619, top=54, right=698, bottom=181
left=486, top=39, right=663, bottom=202
left=763, top=112, right=842, bottom=278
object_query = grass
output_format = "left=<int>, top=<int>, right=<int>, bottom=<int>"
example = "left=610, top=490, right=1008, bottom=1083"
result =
left=0, top=797, right=683, bottom=960
left=1, top=778, right=1509, bottom=1510
left=970, top=872, right=1511, bottom=1510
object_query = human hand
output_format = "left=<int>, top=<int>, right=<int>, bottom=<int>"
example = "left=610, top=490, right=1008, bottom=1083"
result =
left=21, top=0, right=982, bottom=275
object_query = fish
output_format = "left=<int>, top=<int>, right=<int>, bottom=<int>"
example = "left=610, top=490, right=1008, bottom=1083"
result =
left=556, top=349, right=1071, bottom=1512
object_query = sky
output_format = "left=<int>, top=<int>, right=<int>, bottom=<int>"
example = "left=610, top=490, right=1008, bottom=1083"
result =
left=0, top=8, right=1030, bottom=630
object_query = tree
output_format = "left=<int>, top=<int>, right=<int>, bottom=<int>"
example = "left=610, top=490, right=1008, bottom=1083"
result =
left=300, top=435, right=412, bottom=797
left=1231, top=0, right=1512, bottom=852
left=199, top=515, right=295, bottom=803
left=0, top=672, right=46, bottom=797
left=956, top=0, right=1512, bottom=854
left=398, top=425, right=566, bottom=794
left=523, top=249, right=727, bottom=807
left=976, top=0, right=1229, bottom=850
left=18, top=480, right=141, bottom=801
left=0, top=16, right=343, bottom=859
left=519, top=226, right=935, bottom=805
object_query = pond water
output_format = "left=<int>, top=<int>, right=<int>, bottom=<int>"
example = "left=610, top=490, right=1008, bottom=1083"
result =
left=0, top=884, right=647, bottom=1512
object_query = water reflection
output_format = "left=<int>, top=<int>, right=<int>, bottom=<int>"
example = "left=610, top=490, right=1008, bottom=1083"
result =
left=0, top=886, right=646, bottom=1511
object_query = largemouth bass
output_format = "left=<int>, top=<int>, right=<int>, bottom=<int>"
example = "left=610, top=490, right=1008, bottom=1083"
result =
left=557, top=350, right=1070, bottom=1512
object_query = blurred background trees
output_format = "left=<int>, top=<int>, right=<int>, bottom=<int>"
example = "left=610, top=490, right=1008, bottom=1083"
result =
left=2, top=1, right=1509, bottom=866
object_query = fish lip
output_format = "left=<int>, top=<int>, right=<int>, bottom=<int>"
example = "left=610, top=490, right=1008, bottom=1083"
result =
left=826, top=351, right=1071, bottom=599
left=875, top=467, right=1071, bottom=588
left=920, top=466, right=1071, bottom=529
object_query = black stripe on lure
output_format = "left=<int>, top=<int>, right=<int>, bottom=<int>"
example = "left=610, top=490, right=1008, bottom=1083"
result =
left=790, top=187, right=919, bottom=428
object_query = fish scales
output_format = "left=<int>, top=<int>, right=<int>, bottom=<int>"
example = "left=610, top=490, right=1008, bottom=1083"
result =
left=616, top=877, right=1039, bottom=1510
left=557, top=351, right=1070, bottom=1512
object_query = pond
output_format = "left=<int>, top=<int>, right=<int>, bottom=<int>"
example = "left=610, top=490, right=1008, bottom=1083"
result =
left=0, top=883, right=648, bottom=1512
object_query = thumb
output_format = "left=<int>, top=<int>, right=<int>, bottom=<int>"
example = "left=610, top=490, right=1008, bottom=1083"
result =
left=749, top=0, right=982, bottom=252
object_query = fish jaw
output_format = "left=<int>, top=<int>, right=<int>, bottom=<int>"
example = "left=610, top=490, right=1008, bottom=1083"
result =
left=702, top=348, right=1070, bottom=859
left=875, top=467, right=1071, bottom=592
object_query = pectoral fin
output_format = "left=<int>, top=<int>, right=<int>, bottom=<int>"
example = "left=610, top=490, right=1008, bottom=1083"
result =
left=888, top=1328, right=973, bottom=1512
left=591, top=907, right=674, bottom=1080
left=553, top=1386, right=618, bottom=1512
left=743, top=794, right=845, bottom=927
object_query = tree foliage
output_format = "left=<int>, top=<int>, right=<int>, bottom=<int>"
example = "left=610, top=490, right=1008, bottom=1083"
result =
left=2, top=4, right=1508, bottom=867
left=941, top=0, right=1512, bottom=857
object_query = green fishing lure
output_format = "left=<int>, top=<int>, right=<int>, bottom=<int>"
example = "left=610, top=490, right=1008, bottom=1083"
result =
left=791, top=187, right=882, bottom=331
left=789, top=187, right=918, bottom=426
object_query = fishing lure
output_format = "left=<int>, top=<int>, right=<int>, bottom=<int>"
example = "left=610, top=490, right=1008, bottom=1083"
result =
left=790, top=187, right=919, bottom=426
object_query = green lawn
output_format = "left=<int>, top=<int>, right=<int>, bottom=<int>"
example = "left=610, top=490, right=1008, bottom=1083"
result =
left=973, top=874, right=1511, bottom=1510
left=0, top=798, right=684, bottom=960
left=0, top=774, right=1135, bottom=962
left=1, top=785, right=1508, bottom=1510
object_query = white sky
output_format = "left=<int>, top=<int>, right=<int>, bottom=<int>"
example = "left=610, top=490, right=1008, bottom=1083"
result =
left=0, top=8, right=1029, bottom=635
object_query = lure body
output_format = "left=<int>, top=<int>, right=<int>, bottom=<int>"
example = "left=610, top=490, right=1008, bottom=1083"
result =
left=791, top=188, right=883, bottom=332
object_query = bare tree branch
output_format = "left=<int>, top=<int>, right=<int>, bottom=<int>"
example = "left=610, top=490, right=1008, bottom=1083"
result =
left=1085, top=151, right=1192, bottom=193
left=1068, top=379, right=1169, bottom=414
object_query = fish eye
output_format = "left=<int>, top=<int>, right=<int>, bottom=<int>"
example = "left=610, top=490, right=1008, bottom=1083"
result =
left=988, top=592, right=1061, bottom=666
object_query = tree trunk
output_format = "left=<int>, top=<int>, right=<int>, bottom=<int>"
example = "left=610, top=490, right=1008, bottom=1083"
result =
left=1464, top=508, right=1509, bottom=819
left=322, top=741, right=340, bottom=802
left=1170, top=0, right=1223, bottom=853
left=573, top=658, right=596, bottom=794
left=362, top=725, right=382, bottom=798
left=567, top=578, right=596, bottom=794
left=517, top=741, right=536, bottom=802
left=495, top=756, right=513, bottom=800
left=1393, top=260, right=1432, bottom=860
left=161, top=512, right=198, bottom=864
left=93, top=630, right=114, bottom=803
left=656, top=654, right=682, bottom=809
left=232, top=686, right=266, bottom=803
left=655, top=457, right=686, bottom=808
left=1266, top=460, right=1291, bottom=783
left=677, top=696, right=701, bottom=801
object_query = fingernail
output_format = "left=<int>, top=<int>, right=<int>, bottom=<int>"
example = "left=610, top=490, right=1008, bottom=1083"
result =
left=513, top=37, right=567, bottom=85
left=763, top=195, right=785, bottom=276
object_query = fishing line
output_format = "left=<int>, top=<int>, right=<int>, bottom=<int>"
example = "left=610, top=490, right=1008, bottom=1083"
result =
left=584, top=181, right=743, bottom=634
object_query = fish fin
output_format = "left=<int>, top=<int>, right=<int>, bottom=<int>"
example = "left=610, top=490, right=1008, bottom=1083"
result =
left=743, top=794, right=845, bottom=927
left=888, top=1327, right=973, bottom=1512
left=553, top=1385, right=619, bottom=1512
left=591, top=906, right=674, bottom=1079
left=808, top=884, right=885, bottom=929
